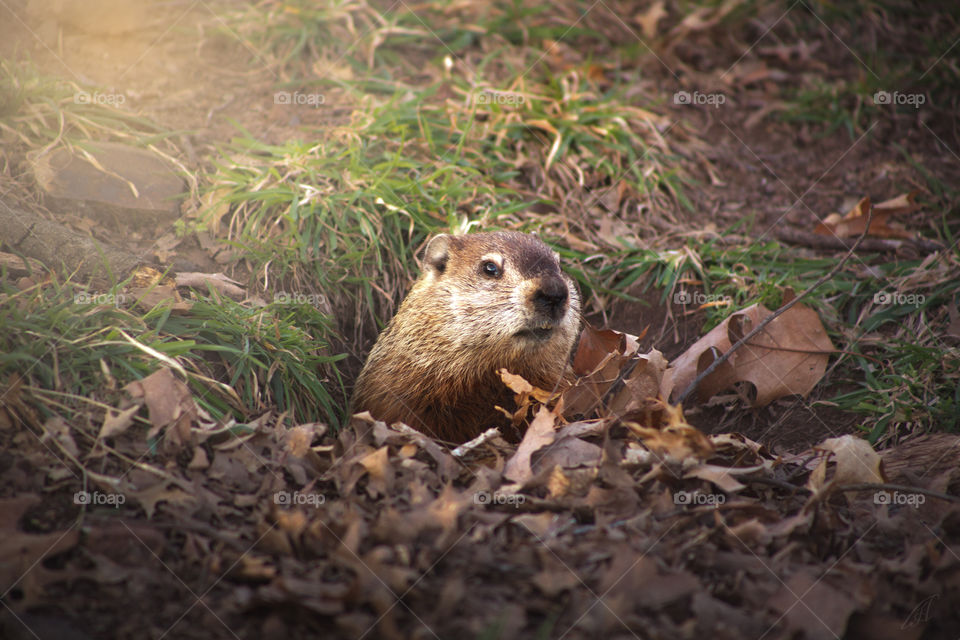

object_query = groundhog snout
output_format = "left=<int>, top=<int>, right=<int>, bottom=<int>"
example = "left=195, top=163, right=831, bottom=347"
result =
left=531, top=275, right=569, bottom=320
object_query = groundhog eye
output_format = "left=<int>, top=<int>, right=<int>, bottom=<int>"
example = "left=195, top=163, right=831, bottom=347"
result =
left=481, top=260, right=502, bottom=277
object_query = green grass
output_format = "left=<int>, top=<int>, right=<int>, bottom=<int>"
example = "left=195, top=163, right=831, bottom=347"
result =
left=0, top=58, right=348, bottom=427
left=0, top=276, right=344, bottom=430
left=200, top=18, right=683, bottom=335
left=217, top=0, right=606, bottom=79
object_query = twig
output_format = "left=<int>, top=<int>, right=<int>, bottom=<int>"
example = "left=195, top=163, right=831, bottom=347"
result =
left=836, top=483, right=960, bottom=504
left=744, top=476, right=811, bottom=493
left=775, top=226, right=944, bottom=253
left=676, top=209, right=875, bottom=405
left=451, top=427, right=501, bottom=457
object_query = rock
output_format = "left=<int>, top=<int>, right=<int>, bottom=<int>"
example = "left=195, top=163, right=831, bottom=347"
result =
left=31, top=141, right=184, bottom=227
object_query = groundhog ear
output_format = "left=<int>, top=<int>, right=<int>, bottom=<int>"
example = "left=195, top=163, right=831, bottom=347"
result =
left=423, top=234, right=451, bottom=274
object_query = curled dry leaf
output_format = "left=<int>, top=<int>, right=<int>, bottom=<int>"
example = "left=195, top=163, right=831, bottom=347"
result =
left=504, top=406, right=558, bottom=484
left=563, top=322, right=648, bottom=417
left=285, top=424, right=328, bottom=476
left=286, top=426, right=314, bottom=458
left=533, top=437, right=602, bottom=475
left=571, top=322, right=642, bottom=376
left=499, top=369, right=554, bottom=404
left=98, top=405, right=139, bottom=440
left=809, top=434, right=886, bottom=496
left=124, top=367, right=198, bottom=448
left=626, top=401, right=714, bottom=463
left=665, top=302, right=833, bottom=407
left=359, top=446, right=393, bottom=497
left=608, top=349, right=669, bottom=415
left=499, top=369, right=557, bottom=428
left=685, top=465, right=746, bottom=493
left=188, top=446, right=210, bottom=470
left=814, top=191, right=919, bottom=240
left=126, top=481, right=197, bottom=520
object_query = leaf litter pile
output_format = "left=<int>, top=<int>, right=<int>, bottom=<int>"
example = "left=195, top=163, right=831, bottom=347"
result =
left=4, top=314, right=960, bottom=639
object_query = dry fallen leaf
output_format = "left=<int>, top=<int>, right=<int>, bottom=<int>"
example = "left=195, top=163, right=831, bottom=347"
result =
left=685, top=464, right=746, bottom=493
left=608, top=349, right=669, bottom=415
left=815, top=434, right=886, bottom=487
left=532, top=438, right=602, bottom=483
left=634, top=0, right=668, bottom=39
left=499, top=369, right=554, bottom=404
left=666, top=302, right=834, bottom=407
left=504, top=406, right=558, bottom=484
left=571, top=323, right=640, bottom=375
left=814, top=191, right=919, bottom=239
left=359, top=446, right=393, bottom=497
left=426, top=484, right=470, bottom=536
left=627, top=401, right=714, bottom=463
left=563, top=323, right=646, bottom=416
left=98, top=405, right=140, bottom=440
left=126, top=481, right=197, bottom=520
left=124, top=367, right=198, bottom=447
left=42, top=416, right=79, bottom=458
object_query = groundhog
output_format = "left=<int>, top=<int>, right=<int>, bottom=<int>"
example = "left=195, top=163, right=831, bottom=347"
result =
left=351, top=231, right=581, bottom=443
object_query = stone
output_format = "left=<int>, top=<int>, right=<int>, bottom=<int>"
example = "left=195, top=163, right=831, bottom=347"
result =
left=31, top=141, right=185, bottom=227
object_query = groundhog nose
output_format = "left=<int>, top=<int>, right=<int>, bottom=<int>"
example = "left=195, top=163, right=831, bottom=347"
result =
left=533, top=276, right=568, bottom=318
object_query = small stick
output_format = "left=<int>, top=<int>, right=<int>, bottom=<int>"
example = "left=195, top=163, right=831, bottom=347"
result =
left=835, top=482, right=960, bottom=504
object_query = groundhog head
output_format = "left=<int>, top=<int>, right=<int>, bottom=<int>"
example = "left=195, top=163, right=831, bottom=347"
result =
left=417, top=231, right=581, bottom=355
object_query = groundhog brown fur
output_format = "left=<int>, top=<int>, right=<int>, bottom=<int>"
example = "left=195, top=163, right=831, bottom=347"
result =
left=351, top=231, right=581, bottom=443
